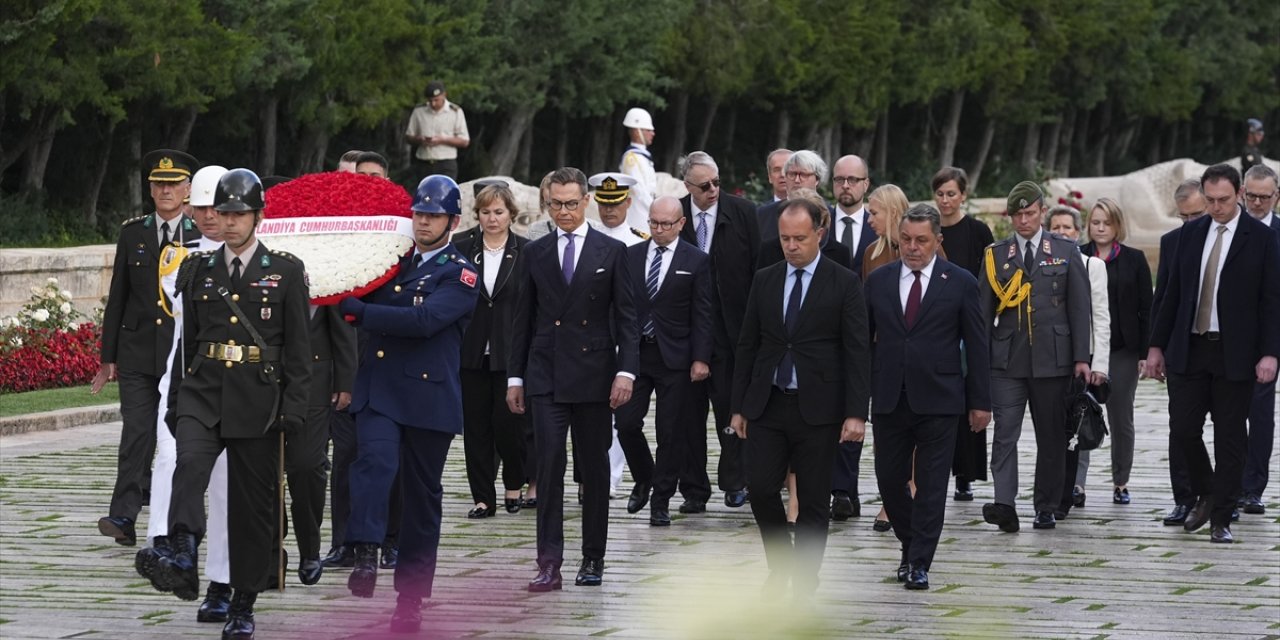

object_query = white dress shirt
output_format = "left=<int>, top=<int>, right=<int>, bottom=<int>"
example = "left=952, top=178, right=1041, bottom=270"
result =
left=837, top=206, right=865, bottom=254
left=1016, top=229, right=1044, bottom=264
left=644, top=239, right=679, bottom=292
left=558, top=222, right=589, bottom=274
left=778, top=255, right=820, bottom=389
left=693, top=202, right=719, bottom=253
left=899, top=255, right=936, bottom=312
left=1195, top=213, right=1240, bottom=333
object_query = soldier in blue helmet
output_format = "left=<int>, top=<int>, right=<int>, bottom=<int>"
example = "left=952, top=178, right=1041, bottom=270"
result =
left=337, top=175, right=480, bottom=633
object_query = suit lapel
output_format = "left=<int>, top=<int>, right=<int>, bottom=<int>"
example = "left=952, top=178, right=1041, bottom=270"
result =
left=490, top=235, right=520, bottom=298
left=790, top=260, right=827, bottom=335
left=912, top=261, right=951, bottom=331
left=1222, top=217, right=1251, bottom=267
left=566, top=229, right=604, bottom=303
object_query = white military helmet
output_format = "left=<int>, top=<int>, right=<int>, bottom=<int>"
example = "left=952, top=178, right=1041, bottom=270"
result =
left=189, top=165, right=229, bottom=207
left=622, top=107, right=654, bottom=130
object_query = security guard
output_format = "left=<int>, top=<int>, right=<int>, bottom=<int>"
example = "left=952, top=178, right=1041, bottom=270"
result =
left=619, top=108, right=657, bottom=230
left=338, top=175, right=479, bottom=634
left=151, top=168, right=311, bottom=640
left=96, top=149, right=201, bottom=546
left=979, top=181, right=1092, bottom=534
left=405, top=81, right=470, bottom=180
left=1242, top=118, right=1265, bottom=172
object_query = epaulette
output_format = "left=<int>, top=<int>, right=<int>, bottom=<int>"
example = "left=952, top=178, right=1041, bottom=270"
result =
left=175, top=251, right=210, bottom=292
left=449, top=103, right=460, bottom=111
left=268, top=249, right=302, bottom=263
left=630, top=227, right=650, bottom=240
left=121, top=215, right=147, bottom=227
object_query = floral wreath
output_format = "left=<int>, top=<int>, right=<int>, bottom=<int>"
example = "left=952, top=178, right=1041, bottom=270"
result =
left=262, top=172, right=414, bottom=305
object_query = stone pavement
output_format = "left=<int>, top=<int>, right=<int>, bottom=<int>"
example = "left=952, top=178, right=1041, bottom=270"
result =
left=0, top=380, right=1276, bottom=639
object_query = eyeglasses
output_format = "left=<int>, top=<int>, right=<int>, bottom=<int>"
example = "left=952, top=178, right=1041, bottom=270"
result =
left=547, top=199, right=582, bottom=211
left=1244, top=191, right=1277, bottom=203
left=648, top=219, right=681, bottom=230
left=833, top=176, right=868, bottom=186
left=786, top=171, right=816, bottom=181
left=684, top=178, right=720, bottom=193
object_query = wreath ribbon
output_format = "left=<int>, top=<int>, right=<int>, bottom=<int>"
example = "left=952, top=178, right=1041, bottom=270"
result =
left=984, top=246, right=1033, bottom=341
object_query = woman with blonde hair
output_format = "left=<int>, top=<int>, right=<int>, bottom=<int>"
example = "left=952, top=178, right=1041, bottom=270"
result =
left=863, top=184, right=911, bottom=276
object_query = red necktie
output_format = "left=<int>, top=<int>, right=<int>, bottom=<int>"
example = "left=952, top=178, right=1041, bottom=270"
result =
left=904, top=270, right=922, bottom=330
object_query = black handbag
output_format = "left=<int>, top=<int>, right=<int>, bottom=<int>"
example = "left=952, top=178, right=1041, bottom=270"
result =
left=1066, top=376, right=1109, bottom=452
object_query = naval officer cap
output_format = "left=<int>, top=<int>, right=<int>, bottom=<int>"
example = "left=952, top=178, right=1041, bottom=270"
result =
left=588, top=172, right=636, bottom=205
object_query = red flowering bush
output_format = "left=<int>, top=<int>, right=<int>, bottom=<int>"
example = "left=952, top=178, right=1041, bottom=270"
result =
left=264, top=171, right=411, bottom=219
left=0, top=324, right=101, bottom=393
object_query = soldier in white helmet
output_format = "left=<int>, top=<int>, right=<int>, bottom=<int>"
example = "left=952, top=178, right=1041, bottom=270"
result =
left=620, top=108, right=657, bottom=231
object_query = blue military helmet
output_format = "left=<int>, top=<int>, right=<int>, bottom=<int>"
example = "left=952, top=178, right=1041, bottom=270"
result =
left=213, top=168, right=265, bottom=212
left=411, top=175, right=461, bottom=216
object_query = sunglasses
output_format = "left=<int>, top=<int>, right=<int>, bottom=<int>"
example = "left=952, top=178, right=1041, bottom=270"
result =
left=684, top=178, right=721, bottom=193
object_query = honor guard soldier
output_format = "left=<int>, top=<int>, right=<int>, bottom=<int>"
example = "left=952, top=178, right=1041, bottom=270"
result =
left=980, top=181, right=1092, bottom=533
left=95, top=149, right=202, bottom=546
left=1241, top=118, right=1265, bottom=172
left=338, top=175, right=479, bottom=633
left=620, top=108, right=657, bottom=231
left=148, top=168, right=312, bottom=640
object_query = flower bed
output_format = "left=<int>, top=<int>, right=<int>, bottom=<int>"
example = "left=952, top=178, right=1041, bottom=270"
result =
left=0, top=278, right=101, bottom=393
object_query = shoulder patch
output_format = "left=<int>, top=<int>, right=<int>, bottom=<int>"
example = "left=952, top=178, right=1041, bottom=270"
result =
left=121, top=215, right=147, bottom=227
left=460, top=268, right=477, bottom=288
left=630, top=227, right=650, bottom=240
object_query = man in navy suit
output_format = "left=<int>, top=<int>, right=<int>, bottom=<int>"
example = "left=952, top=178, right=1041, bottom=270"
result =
left=507, top=167, right=639, bottom=591
left=678, top=151, right=760, bottom=512
left=1155, top=180, right=1207, bottom=526
left=338, top=175, right=480, bottom=632
left=864, top=204, right=990, bottom=590
left=614, top=196, right=714, bottom=526
left=1239, top=164, right=1280, bottom=515
left=1147, top=163, right=1280, bottom=544
left=730, top=198, right=870, bottom=597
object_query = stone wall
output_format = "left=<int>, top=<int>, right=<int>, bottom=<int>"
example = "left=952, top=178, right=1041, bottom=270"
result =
left=0, top=246, right=115, bottom=319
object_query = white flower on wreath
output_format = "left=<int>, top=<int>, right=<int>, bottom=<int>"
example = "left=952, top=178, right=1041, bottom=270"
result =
left=31, top=309, right=50, bottom=322
left=68, top=322, right=79, bottom=331
left=60, top=289, right=73, bottom=300
left=46, top=277, right=58, bottom=285
left=60, top=302, right=72, bottom=314
left=8, top=335, right=22, bottom=348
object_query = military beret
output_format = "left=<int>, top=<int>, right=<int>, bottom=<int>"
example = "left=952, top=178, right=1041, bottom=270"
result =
left=1247, top=118, right=1264, bottom=134
left=1007, top=180, right=1044, bottom=213
left=144, top=149, right=199, bottom=183
left=472, top=178, right=509, bottom=199
left=426, top=80, right=445, bottom=98
left=588, top=172, right=636, bottom=205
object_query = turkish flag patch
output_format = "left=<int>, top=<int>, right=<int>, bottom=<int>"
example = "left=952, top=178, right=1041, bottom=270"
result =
left=460, top=268, right=477, bottom=288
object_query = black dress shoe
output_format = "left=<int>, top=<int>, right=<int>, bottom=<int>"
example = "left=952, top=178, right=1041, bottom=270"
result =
left=467, top=505, right=496, bottom=519
left=197, top=582, right=232, bottom=623
left=1242, top=494, right=1265, bottom=514
left=528, top=565, right=563, bottom=592
left=678, top=499, right=707, bottom=514
left=627, top=482, right=651, bottom=514
left=1053, top=510, right=1068, bottom=521
left=1032, top=511, right=1056, bottom=530
left=348, top=543, right=378, bottom=598
left=98, top=516, right=137, bottom=546
left=954, top=478, right=973, bottom=501
left=872, top=518, right=892, bottom=532
left=830, top=493, right=857, bottom=521
left=297, top=558, right=323, bottom=585
left=724, top=489, right=749, bottom=508
left=157, top=532, right=201, bottom=601
left=1113, top=487, right=1130, bottom=504
left=521, top=497, right=539, bottom=509
left=982, top=503, right=1020, bottom=533
left=321, top=545, right=354, bottom=568
left=1163, top=504, right=1191, bottom=526
left=1209, top=525, right=1234, bottom=544
left=896, top=562, right=910, bottom=583
left=1072, top=486, right=1086, bottom=508
left=575, top=558, right=604, bottom=586
left=136, top=536, right=173, bottom=591
left=505, top=496, right=522, bottom=514
left=380, top=544, right=399, bottom=570
left=1183, top=498, right=1212, bottom=532
left=904, top=568, right=930, bottom=590
left=389, top=595, right=422, bottom=633
left=649, top=503, right=671, bottom=527
left=221, top=589, right=256, bottom=639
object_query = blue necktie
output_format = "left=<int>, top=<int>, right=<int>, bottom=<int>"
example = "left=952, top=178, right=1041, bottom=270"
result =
left=642, top=245, right=666, bottom=336
left=696, top=212, right=709, bottom=252
left=775, top=269, right=804, bottom=388
left=562, top=233, right=576, bottom=284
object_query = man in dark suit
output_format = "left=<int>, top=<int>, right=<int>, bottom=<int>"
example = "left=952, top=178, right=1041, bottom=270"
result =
left=678, top=151, right=760, bottom=512
left=338, top=175, right=479, bottom=632
left=94, top=149, right=202, bottom=547
left=614, top=196, right=714, bottom=526
left=830, top=155, right=879, bottom=277
left=760, top=148, right=792, bottom=207
left=1154, top=180, right=1207, bottom=525
left=1147, top=163, right=1280, bottom=544
left=1239, top=164, right=1280, bottom=515
left=730, top=198, right=870, bottom=596
left=865, top=204, right=990, bottom=591
left=507, top=167, right=639, bottom=591
left=150, top=169, right=311, bottom=640
left=757, top=150, right=826, bottom=243
left=980, top=181, right=1092, bottom=533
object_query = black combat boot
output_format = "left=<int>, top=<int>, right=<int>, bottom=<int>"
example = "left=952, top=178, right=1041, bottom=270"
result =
left=197, top=581, right=232, bottom=623
left=221, top=589, right=257, bottom=639
left=348, top=543, right=379, bottom=598
left=389, top=593, right=423, bottom=633
left=157, top=531, right=201, bottom=601
left=135, top=535, right=173, bottom=592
